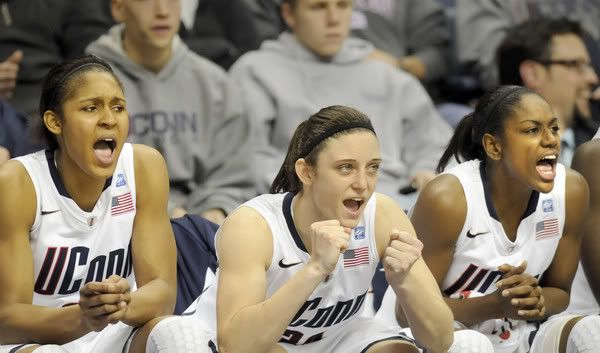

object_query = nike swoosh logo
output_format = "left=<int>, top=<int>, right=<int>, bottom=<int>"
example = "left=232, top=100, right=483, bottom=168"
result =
left=466, top=230, right=490, bottom=238
left=41, top=210, right=60, bottom=216
left=278, top=259, right=303, bottom=268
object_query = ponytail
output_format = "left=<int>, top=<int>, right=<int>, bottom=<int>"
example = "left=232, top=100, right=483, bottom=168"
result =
left=437, top=113, right=485, bottom=173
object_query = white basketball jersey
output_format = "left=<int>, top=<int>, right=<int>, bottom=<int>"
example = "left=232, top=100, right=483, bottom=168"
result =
left=15, top=144, right=137, bottom=308
left=442, top=160, right=566, bottom=352
left=244, top=192, right=379, bottom=345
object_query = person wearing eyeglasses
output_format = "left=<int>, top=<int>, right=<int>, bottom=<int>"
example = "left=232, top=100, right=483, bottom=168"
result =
left=496, top=18, right=599, bottom=167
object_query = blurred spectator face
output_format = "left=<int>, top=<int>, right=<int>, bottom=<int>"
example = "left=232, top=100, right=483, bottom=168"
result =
left=112, top=0, right=181, bottom=52
left=282, top=0, right=353, bottom=59
left=536, top=34, right=598, bottom=125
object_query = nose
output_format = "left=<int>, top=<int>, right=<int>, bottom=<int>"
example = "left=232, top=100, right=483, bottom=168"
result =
left=326, top=6, right=341, bottom=25
left=154, top=0, right=170, bottom=16
left=585, top=66, right=599, bottom=86
left=352, top=170, right=368, bottom=191
left=99, top=107, right=117, bottom=128
left=542, top=126, right=558, bottom=147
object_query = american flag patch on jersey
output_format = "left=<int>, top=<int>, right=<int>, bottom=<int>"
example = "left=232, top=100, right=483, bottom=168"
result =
left=111, top=192, right=135, bottom=216
left=535, top=218, right=559, bottom=240
left=343, top=246, right=369, bottom=267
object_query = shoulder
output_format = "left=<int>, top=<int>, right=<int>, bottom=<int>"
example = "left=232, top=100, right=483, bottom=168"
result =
left=0, top=160, right=36, bottom=223
left=184, top=49, right=230, bottom=80
left=418, top=173, right=466, bottom=214
left=132, top=144, right=167, bottom=179
left=564, top=168, right=589, bottom=212
left=411, top=174, right=466, bottom=242
left=229, top=49, right=280, bottom=75
left=217, top=205, right=274, bottom=264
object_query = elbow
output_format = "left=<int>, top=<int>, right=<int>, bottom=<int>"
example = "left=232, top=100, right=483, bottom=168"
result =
left=415, top=310, right=454, bottom=353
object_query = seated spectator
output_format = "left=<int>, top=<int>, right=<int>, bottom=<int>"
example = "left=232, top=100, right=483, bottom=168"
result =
left=87, top=0, right=255, bottom=225
left=230, top=0, right=452, bottom=210
left=0, top=0, right=113, bottom=120
left=456, top=0, right=600, bottom=90
left=497, top=18, right=599, bottom=166
left=351, top=0, right=449, bottom=85
left=178, top=0, right=277, bottom=69
left=0, top=100, right=42, bottom=164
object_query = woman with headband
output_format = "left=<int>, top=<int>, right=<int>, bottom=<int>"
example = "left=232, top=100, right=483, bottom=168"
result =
left=0, top=55, right=210, bottom=353
left=203, top=105, right=453, bottom=353
left=404, top=85, right=600, bottom=352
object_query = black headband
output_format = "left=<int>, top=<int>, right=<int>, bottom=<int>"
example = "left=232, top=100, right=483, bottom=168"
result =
left=56, top=62, right=109, bottom=90
left=301, top=121, right=375, bottom=157
left=474, top=87, right=522, bottom=142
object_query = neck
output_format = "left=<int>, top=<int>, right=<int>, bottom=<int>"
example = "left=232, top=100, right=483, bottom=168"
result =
left=122, top=32, right=172, bottom=73
left=292, top=190, right=320, bottom=254
left=485, top=162, right=532, bottom=222
left=56, top=150, right=108, bottom=212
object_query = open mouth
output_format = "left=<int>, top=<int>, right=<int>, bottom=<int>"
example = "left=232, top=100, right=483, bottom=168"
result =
left=93, top=138, right=116, bottom=165
left=535, top=154, right=557, bottom=181
left=343, top=198, right=364, bottom=215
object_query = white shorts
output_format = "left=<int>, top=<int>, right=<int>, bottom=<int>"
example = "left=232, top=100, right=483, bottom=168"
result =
left=278, top=316, right=415, bottom=353
left=0, top=322, right=136, bottom=353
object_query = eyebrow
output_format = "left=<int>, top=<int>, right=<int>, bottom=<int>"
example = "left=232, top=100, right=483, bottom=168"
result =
left=335, top=158, right=382, bottom=163
left=519, top=117, right=558, bottom=125
left=78, top=96, right=125, bottom=104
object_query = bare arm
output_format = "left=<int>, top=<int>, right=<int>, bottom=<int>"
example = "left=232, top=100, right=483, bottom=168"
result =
left=0, top=161, right=90, bottom=344
left=120, top=145, right=178, bottom=326
left=216, top=207, right=333, bottom=353
left=414, top=174, right=512, bottom=326
left=536, top=170, right=590, bottom=315
left=375, top=193, right=453, bottom=353
left=571, top=140, right=600, bottom=304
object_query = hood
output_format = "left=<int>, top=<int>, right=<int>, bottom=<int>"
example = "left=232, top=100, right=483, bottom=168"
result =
left=86, top=24, right=189, bottom=81
left=261, top=31, right=374, bottom=65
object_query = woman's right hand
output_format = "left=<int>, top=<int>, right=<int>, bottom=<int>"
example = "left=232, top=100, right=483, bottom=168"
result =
left=79, top=276, right=131, bottom=331
left=495, top=262, right=545, bottom=320
left=308, top=220, right=351, bottom=275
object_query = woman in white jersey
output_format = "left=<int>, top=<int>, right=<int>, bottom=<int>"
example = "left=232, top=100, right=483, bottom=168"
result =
left=412, top=85, right=600, bottom=353
left=214, top=106, right=453, bottom=353
left=0, top=56, right=209, bottom=353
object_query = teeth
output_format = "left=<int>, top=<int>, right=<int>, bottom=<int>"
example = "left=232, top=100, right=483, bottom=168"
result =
left=542, top=155, right=557, bottom=160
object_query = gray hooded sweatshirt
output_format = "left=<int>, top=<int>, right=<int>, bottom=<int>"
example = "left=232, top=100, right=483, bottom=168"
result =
left=87, top=25, right=255, bottom=215
left=230, top=32, right=452, bottom=203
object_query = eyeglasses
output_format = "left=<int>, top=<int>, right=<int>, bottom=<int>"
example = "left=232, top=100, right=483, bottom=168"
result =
left=538, top=59, right=595, bottom=74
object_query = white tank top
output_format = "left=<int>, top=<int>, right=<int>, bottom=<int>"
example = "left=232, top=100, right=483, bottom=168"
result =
left=442, top=160, right=566, bottom=350
left=14, top=143, right=137, bottom=308
left=242, top=192, right=379, bottom=345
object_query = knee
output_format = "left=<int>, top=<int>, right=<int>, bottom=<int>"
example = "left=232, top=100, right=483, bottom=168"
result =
left=566, top=315, right=600, bottom=353
left=32, top=345, right=69, bottom=353
left=146, top=316, right=212, bottom=353
left=446, top=329, right=494, bottom=353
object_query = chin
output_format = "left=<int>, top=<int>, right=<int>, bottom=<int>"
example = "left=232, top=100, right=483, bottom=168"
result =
left=534, top=180, right=555, bottom=194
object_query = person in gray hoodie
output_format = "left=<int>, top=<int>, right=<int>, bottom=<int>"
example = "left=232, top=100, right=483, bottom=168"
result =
left=87, top=0, right=254, bottom=225
left=229, top=0, right=452, bottom=210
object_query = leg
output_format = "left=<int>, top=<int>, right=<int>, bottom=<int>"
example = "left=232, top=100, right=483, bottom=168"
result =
left=447, top=329, right=494, bottom=353
left=562, top=315, right=600, bottom=353
left=128, top=316, right=211, bottom=353
left=17, top=346, right=68, bottom=353
left=363, top=340, right=419, bottom=353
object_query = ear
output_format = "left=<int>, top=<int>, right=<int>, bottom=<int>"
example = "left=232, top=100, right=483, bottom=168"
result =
left=519, top=60, right=545, bottom=88
left=43, top=111, right=62, bottom=136
left=281, top=3, right=296, bottom=31
left=482, top=133, right=502, bottom=161
left=295, top=158, right=314, bottom=186
left=111, top=0, right=125, bottom=23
